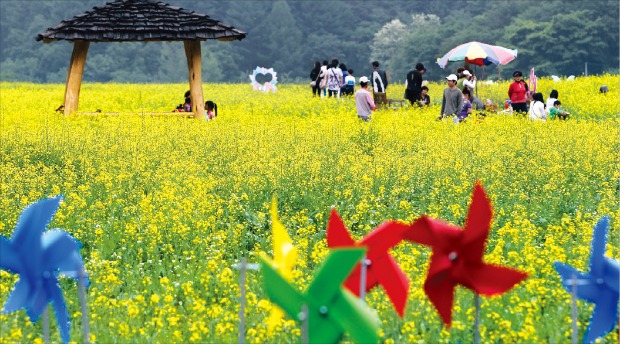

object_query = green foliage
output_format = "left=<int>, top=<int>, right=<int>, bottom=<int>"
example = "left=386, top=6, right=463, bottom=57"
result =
left=0, top=0, right=618, bottom=83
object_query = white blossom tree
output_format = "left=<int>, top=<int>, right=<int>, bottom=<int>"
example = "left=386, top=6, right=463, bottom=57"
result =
left=370, top=19, right=408, bottom=73
left=371, top=14, right=441, bottom=82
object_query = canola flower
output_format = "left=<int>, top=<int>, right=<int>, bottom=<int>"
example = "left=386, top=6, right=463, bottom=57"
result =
left=0, top=76, right=618, bottom=343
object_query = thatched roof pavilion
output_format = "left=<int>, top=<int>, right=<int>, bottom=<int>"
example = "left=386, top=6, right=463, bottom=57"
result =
left=36, top=0, right=246, bottom=116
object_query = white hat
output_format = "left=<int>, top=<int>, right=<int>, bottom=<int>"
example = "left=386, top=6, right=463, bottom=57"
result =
left=462, top=70, right=472, bottom=76
left=359, top=76, right=369, bottom=83
left=446, top=74, right=458, bottom=81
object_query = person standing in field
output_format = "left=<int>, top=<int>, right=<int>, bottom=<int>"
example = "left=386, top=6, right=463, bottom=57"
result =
left=462, top=70, right=476, bottom=95
left=319, top=60, right=329, bottom=97
left=455, top=66, right=466, bottom=90
left=370, top=61, right=388, bottom=93
left=462, top=69, right=486, bottom=110
left=405, top=63, right=426, bottom=105
left=508, top=71, right=529, bottom=114
left=355, top=76, right=377, bottom=121
left=326, top=59, right=343, bottom=98
left=310, top=61, right=322, bottom=97
left=341, top=69, right=355, bottom=96
left=340, top=63, right=349, bottom=82
left=439, top=74, right=464, bottom=120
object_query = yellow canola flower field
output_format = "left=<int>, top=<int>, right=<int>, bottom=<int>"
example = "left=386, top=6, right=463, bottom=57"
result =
left=0, top=75, right=618, bottom=343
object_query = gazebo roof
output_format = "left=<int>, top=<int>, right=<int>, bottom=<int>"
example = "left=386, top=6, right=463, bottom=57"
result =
left=36, top=0, right=246, bottom=43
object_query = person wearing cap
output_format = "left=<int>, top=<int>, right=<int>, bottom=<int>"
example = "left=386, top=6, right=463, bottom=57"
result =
left=508, top=70, right=529, bottom=114
left=355, top=76, right=377, bottom=122
left=404, top=63, right=426, bottom=106
left=461, top=69, right=486, bottom=110
left=462, top=70, right=476, bottom=92
left=439, top=74, right=464, bottom=120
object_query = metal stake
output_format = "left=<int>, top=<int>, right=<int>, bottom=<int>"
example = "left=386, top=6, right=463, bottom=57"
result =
left=43, top=306, right=49, bottom=344
left=571, top=274, right=578, bottom=344
left=78, top=268, right=90, bottom=344
left=359, top=256, right=371, bottom=301
left=474, top=293, right=481, bottom=344
left=300, top=304, right=309, bottom=344
left=238, top=257, right=247, bottom=344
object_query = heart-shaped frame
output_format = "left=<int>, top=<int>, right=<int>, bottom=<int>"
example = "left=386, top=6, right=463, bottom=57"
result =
left=249, top=66, right=278, bottom=92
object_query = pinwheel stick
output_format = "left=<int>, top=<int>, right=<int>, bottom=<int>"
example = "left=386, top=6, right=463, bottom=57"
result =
left=43, top=307, right=49, bottom=344
left=233, top=259, right=260, bottom=344
left=473, top=293, right=481, bottom=344
left=570, top=274, right=578, bottom=344
left=299, top=304, right=309, bottom=344
left=238, top=257, right=247, bottom=344
left=359, top=257, right=371, bottom=301
left=78, top=269, right=90, bottom=344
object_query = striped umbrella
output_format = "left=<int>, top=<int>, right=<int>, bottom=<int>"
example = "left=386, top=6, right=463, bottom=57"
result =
left=437, top=41, right=517, bottom=69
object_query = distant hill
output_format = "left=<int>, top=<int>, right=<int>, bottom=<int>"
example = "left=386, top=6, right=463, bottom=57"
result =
left=1, top=0, right=618, bottom=83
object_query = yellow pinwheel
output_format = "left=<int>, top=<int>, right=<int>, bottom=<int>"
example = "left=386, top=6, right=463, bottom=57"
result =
left=270, top=197, right=297, bottom=276
left=261, top=196, right=298, bottom=330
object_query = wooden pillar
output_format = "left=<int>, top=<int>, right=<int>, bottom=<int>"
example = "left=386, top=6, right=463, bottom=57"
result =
left=183, top=40, right=205, bottom=118
left=64, top=40, right=90, bottom=115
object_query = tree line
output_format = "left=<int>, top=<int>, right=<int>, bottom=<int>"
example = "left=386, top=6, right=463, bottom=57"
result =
left=0, top=0, right=618, bottom=84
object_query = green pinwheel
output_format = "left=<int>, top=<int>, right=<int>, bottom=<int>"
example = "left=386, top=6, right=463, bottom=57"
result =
left=260, top=247, right=380, bottom=344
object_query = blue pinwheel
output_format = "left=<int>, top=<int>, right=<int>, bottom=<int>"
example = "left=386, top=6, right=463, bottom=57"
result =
left=554, top=216, right=619, bottom=344
left=0, top=196, right=89, bottom=344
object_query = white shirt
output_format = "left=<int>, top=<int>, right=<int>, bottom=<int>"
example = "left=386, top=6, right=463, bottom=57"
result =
left=529, top=101, right=546, bottom=121
left=326, top=67, right=343, bottom=91
left=372, top=70, right=385, bottom=93
left=463, top=77, right=476, bottom=91
left=319, top=65, right=328, bottom=80
left=545, top=97, right=557, bottom=114
left=345, top=75, right=355, bottom=86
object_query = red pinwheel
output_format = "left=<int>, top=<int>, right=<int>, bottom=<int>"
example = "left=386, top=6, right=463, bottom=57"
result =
left=405, top=182, right=528, bottom=326
left=326, top=210, right=410, bottom=317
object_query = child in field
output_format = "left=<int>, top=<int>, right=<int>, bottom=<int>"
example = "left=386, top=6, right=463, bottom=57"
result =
left=416, top=86, right=431, bottom=106
left=549, top=100, right=570, bottom=120
left=183, top=90, right=192, bottom=112
left=173, top=90, right=192, bottom=112
left=341, top=69, right=355, bottom=96
left=205, top=101, right=217, bottom=120
left=456, top=88, right=472, bottom=122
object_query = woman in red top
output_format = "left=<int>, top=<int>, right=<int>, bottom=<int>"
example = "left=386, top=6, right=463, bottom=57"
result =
left=508, top=71, right=529, bottom=114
